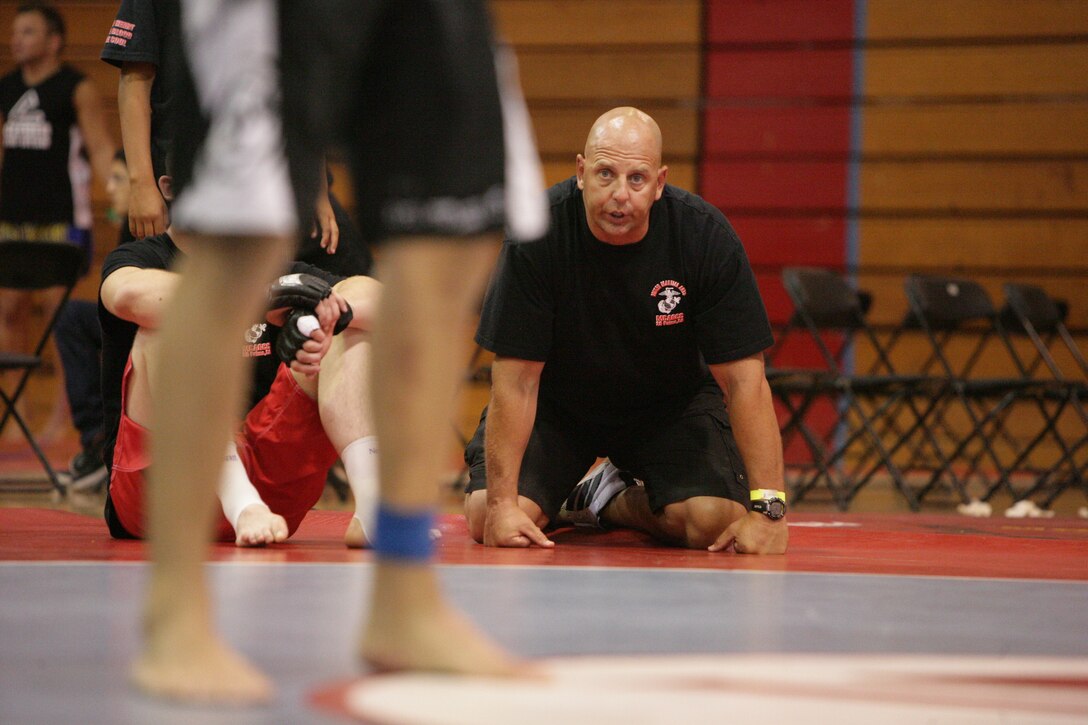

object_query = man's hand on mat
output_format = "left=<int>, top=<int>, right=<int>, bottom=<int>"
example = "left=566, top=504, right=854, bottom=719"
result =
left=708, top=512, right=788, bottom=555
left=483, top=501, right=554, bottom=548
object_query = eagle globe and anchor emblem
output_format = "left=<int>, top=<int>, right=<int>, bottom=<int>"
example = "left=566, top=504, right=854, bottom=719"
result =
left=651, top=280, right=686, bottom=326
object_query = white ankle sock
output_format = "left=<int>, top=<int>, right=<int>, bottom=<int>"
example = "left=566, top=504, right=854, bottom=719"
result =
left=217, top=441, right=264, bottom=531
left=341, top=436, right=379, bottom=538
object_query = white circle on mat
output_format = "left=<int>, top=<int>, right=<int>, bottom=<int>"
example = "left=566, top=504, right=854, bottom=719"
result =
left=335, top=653, right=1088, bottom=724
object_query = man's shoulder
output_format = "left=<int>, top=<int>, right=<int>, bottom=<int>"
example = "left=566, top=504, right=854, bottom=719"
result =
left=661, top=184, right=727, bottom=224
left=102, top=233, right=175, bottom=278
left=100, top=0, right=163, bottom=66
left=0, top=69, right=21, bottom=91
left=502, top=176, right=578, bottom=254
left=660, top=184, right=739, bottom=245
left=547, top=176, right=580, bottom=209
left=57, top=64, right=87, bottom=89
left=541, top=175, right=584, bottom=243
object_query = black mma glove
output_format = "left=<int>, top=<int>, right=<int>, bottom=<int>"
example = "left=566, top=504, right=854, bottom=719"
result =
left=268, top=272, right=332, bottom=311
left=275, top=308, right=319, bottom=365
left=268, top=272, right=353, bottom=334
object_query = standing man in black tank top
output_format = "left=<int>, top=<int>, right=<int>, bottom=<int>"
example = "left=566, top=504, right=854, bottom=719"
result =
left=0, top=2, right=115, bottom=249
left=0, top=3, right=116, bottom=486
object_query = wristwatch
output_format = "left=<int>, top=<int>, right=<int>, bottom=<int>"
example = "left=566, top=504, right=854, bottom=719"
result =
left=750, top=489, right=787, bottom=520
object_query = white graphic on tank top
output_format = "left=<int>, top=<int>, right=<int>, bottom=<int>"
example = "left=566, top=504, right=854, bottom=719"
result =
left=3, top=90, right=52, bottom=150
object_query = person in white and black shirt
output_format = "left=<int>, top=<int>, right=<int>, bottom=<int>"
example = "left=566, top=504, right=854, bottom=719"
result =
left=126, top=0, right=545, bottom=704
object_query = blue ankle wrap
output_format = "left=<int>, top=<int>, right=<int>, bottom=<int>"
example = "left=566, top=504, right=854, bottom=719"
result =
left=372, top=505, right=436, bottom=562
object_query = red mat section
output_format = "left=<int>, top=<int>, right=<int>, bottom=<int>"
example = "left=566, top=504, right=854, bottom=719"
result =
left=1, top=508, right=1087, bottom=581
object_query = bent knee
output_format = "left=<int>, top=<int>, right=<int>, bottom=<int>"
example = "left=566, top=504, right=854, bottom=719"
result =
left=464, top=490, right=487, bottom=543
left=662, top=497, right=745, bottom=549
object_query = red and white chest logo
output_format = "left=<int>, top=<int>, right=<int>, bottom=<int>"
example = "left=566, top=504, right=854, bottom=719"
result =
left=650, top=280, right=687, bottom=326
left=242, top=323, right=271, bottom=358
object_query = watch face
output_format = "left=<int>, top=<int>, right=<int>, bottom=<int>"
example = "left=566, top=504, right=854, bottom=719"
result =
left=753, top=498, right=786, bottom=520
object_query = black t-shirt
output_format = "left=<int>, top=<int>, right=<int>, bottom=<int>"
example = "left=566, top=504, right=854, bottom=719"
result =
left=0, top=65, right=88, bottom=227
left=100, top=0, right=178, bottom=178
left=98, top=233, right=343, bottom=473
left=476, top=177, right=773, bottom=437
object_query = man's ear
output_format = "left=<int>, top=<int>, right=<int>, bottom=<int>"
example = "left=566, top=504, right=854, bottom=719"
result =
left=575, top=154, right=586, bottom=189
left=655, top=165, right=668, bottom=201
left=156, top=174, right=173, bottom=202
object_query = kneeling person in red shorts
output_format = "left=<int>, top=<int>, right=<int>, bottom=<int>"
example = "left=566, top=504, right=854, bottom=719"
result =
left=99, top=176, right=381, bottom=547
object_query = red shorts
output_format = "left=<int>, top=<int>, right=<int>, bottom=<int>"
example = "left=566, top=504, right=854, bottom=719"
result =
left=108, top=360, right=339, bottom=540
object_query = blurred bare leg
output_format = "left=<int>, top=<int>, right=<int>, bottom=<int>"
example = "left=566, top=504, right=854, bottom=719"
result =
left=131, top=232, right=292, bottom=704
left=360, top=235, right=520, bottom=675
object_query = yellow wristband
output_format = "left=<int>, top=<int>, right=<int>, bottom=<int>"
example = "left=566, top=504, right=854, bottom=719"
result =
left=750, top=488, right=787, bottom=503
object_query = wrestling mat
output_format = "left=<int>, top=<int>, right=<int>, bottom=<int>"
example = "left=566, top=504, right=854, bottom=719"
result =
left=1, top=507, right=1086, bottom=723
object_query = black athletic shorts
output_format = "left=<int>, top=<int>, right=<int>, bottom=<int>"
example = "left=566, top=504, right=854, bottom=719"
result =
left=169, top=0, right=296, bottom=236
left=171, top=1, right=545, bottom=243
left=279, top=0, right=514, bottom=246
left=464, top=398, right=751, bottom=523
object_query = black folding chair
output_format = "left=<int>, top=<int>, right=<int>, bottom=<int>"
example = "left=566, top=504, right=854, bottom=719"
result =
left=1001, top=284, right=1088, bottom=381
left=903, top=275, right=1061, bottom=506
left=0, top=241, right=85, bottom=493
left=770, top=268, right=945, bottom=510
left=999, top=282, right=1088, bottom=506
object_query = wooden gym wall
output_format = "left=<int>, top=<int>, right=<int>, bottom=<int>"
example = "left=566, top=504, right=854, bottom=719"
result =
left=699, top=0, right=1087, bottom=342
left=4, top=0, right=1085, bottom=320
left=699, top=0, right=1087, bottom=472
left=490, top=0, right=703, bottom=190
left=2, top=1, right=1085, bottom=442
left=857, top=0, right=1088, bottom=336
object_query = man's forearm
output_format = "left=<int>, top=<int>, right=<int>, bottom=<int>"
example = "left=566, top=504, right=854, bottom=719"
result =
left=74, top=81, right=117, bottom=188
left=711, top=357, right=785, bottom=492
left=728, top=377, right=785, bottom=490
left=117, top=65, right=155, bottom=183
left=484, top=399, right=535, bottom=505
left=483, top=368, right=540, bottom=507
left=101, top=268, right=179, bottom=329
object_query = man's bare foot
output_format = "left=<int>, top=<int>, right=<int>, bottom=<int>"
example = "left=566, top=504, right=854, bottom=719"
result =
left=133, top=587, right=272, bottom=704
left=234, top=504, right=288, bottom=547
left=345, top=515, right=439, bottom=549
left=360, top=566, right=523, bottom=676
left=132, top=635, right=273, bottom=705
left=344, top=515, right=370, bottom=549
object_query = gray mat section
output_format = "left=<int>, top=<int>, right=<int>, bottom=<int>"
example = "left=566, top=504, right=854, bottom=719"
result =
left=2, top=562, right=1086, bottom=724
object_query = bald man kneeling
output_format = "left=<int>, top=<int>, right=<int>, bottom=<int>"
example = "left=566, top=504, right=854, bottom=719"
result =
left=465, top=107, right=789, bottom=555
